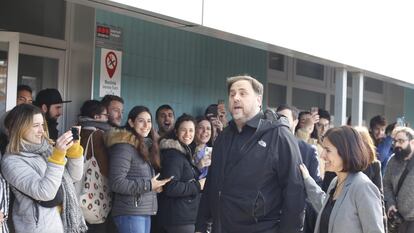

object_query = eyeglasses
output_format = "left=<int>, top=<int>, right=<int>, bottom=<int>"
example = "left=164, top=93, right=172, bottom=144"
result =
left=392, top=138, right=409, bottom=145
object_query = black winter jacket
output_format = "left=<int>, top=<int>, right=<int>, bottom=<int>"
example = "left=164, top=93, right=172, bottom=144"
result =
left=157, top=139, right=201, bottom=226
left=196, top=111, right=306, bottom=233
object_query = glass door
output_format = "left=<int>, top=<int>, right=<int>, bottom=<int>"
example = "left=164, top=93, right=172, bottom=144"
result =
left=0, top=32, right=66, bottom=131
left=0, top=32, right=19, bottom=115
left=18, top=42, right=66, bottom=132
left=18, top=43, right=65, bottom=101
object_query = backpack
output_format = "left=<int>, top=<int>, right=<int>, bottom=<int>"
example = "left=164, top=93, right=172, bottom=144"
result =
left=79, top=128, right=112, bottom=224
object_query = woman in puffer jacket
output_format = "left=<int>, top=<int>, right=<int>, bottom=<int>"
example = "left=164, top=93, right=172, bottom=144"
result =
left=1, top=104, right=87, bottom=233
left=105, top=106, right=171, bottom=233
left=157, top=114, right=205, bottom=233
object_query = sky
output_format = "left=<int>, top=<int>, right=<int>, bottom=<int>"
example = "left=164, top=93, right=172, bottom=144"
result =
left=111, top=0, right=414, bottom=85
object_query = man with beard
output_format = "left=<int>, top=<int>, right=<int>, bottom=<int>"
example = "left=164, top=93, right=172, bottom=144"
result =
left=155, top=104, right=175, bottom=138
left=383, top=126, right=414, bottom=233
left=34, top=88, right=71, bottom=140
left=196, top=75, right=305, bottom=233
left=101, top=94, right=124, bottom=127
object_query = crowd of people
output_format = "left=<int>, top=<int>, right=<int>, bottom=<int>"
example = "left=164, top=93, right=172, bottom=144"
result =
left=0, top=77, right=412, bottom=233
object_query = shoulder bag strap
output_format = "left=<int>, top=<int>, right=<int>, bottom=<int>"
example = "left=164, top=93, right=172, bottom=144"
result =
left=396, top=158, right=413, bottom=196
left=84, top=130, right=96, bottom=161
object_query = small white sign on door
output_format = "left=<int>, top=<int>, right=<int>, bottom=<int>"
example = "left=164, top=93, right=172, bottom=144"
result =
left=99, top=48, right=122, bottom=97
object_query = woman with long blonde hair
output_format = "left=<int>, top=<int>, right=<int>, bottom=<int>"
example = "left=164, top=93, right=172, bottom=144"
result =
left=1, top=104, right=86, bottom=233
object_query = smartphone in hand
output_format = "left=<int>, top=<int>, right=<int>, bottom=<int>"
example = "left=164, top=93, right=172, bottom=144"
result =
left=71, top=127, right=80, bottom=140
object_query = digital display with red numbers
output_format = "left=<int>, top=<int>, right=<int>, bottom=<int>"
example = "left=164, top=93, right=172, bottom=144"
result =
left=96, top=26, right=111, bottom=38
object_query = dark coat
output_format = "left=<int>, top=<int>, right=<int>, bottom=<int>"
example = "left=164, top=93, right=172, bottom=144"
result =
left=105, top=129, right=157, bottom=217
left=298, top=140, right=321, bottom=233
left=363, top=160, right=383, bottom=192
left=157, top=139, right=201, bottom=226
left=196, top=111, right=306, bottom=233
left=47, top=118, right=59, bottom=141
left=298, top=140, right=322, bottom=186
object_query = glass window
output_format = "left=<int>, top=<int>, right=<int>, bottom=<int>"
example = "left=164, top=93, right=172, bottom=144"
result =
left=292, top=88, right=325, bottom=111
left=0, top=0, right=66, bottom=39
left=347, top=72, right=353, bottom=87
left=364, top=77, right=384, bottom=94
left=0, top=44, right=8, bottom=115
left=18, top=54, right=59, bottom=96
left=268, top=52, right=284, bottom=71
left=267, top=83, right=286, bottom=108
left=296, top=59, right=324, bottom=80
left=363, top=102, right=385, bottom=123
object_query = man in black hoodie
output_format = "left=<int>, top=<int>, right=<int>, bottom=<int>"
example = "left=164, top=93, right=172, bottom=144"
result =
left=196, top=75, right=306, bottom=233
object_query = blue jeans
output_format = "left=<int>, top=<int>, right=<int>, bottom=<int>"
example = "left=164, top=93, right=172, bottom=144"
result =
left=113, top=215, right=151, bottom=233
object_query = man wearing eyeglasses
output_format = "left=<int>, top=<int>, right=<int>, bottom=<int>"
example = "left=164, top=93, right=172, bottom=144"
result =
left=383, top=126, right=414, bottom=233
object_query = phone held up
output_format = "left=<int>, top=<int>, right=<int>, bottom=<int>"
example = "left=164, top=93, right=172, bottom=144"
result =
left=71, top=127, right=80, bottom=141
left=204, top=146, right=213, bottom=158
left=396, top=116, right=406, bottom=127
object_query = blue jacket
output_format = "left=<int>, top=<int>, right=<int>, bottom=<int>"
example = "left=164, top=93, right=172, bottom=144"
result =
left=298, top=140, right=322, bottom=186
left=377, top=136, right=393, bottom=174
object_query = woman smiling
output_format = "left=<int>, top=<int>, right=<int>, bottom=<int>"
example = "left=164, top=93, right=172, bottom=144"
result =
left=2, top=104, right=86, bottom=233
left=300, top=126, right=384, bottom=233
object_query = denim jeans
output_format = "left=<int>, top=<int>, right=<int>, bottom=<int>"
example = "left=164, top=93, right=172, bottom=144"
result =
left=113, top=215, right=151, bottom=233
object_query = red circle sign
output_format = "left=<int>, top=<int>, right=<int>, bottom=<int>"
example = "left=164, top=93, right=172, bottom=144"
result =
left=105, top=51, right=117, bottom=78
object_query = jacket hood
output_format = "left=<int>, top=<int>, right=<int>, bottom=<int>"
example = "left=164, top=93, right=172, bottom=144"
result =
left=104, top=128, right=139, bottom=148
left=159, top=138, right=187, bottom=154
left=253, top=109, right=290, bottom=136
left=78, top=116, right=112, bottom=132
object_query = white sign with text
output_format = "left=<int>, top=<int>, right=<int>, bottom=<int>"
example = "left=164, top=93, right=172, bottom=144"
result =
left=99, top=48, right=122, bottom=97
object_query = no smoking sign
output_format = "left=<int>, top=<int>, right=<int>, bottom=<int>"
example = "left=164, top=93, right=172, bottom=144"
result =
left=100, top=48, right=122, bottom=97
left=105, top=51, right=117, bottom=78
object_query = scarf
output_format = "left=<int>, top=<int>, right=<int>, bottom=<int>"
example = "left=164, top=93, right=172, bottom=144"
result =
left=78, top=117, right=112, bottom=132
left=21, top=140, right=88, bottom=233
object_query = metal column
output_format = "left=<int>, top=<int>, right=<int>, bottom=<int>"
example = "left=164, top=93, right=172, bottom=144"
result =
left=351, top=72, right=364, bottom=126
left=334, top=68, right=347, bottom=126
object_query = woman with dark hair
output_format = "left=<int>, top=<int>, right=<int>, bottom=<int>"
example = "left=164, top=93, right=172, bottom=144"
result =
left=300, top=126, right=384, bottom=233
left=157, top=113, right=204, bottom=233
left=1, top=104, right=86, bottom=233
left=105, top=106, right=171, bottom=233
left=193, top=116, right=213, bottom=179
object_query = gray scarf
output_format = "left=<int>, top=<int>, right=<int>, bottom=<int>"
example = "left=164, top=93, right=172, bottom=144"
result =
left=21, top=140, right=88, bottom=233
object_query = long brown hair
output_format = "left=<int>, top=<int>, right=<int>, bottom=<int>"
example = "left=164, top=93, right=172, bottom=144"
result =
left=354, top=126, right=378, bottom=164
left=124, top=106, right=160, bottom=170
left=5, top=104, right=50, bottom=153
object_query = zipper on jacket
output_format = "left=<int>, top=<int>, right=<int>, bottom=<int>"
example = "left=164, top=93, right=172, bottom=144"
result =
left=134, top=195, right=138, bottom=207
left=33, top=203, right=39, bottom=226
